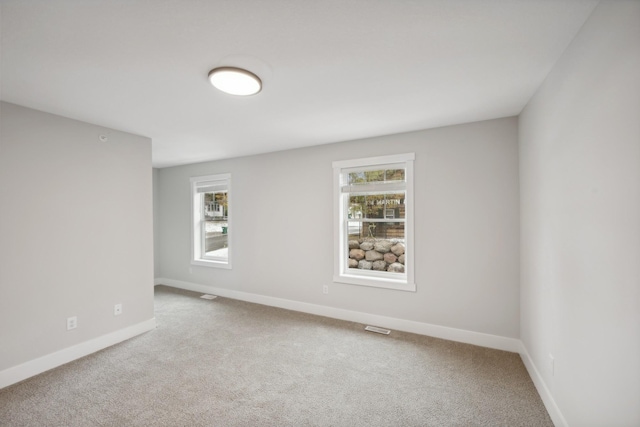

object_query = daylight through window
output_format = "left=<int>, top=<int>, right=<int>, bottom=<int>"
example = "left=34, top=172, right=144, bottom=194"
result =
left=191, top=174, right=231, bottom=268
left=333, top=154, right=415, bottom=291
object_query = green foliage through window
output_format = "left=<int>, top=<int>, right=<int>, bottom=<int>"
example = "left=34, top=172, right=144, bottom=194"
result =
left=348, top=169, right=405, bottom=185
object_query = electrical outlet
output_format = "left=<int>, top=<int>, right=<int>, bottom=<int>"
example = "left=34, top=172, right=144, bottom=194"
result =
left=114, top=303, right=122, bottom=316
left=549, top=353, right=555, bottom=376
left=323, top=285, right=328, bottom=294
left=67, top=316, right=77, bottom=330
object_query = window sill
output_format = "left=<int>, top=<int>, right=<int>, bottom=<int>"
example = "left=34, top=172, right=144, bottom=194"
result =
left=191, top=259, right=232, bottom=269
left=333, top=274, right=415, bottom=292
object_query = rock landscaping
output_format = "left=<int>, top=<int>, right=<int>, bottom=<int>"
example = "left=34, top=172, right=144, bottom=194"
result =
left=348, top=239, right=405, bottom=273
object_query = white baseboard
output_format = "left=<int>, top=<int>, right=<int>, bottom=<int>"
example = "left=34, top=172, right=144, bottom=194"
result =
left=154, top=277, right=521, bottom=353
left=519, top=344, right=567, bottom=427
left=0, top=318, right=156, bottom=390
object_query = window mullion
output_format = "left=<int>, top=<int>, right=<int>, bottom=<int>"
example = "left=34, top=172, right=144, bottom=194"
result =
left=341, top=182, right=406, bottom=194
left=346, top=218, right=406, bottom=223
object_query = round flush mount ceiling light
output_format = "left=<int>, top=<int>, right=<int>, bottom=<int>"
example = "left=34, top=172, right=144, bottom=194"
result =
left=208, top=67, right=262, bottom=96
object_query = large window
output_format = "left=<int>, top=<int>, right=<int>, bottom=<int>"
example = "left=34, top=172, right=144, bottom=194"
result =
left=333, top=154, right=415, bottom=291
left=191, top=173, right=231, bottom=269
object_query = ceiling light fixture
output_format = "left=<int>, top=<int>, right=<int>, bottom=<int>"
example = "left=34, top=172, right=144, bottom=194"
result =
left=208, top=67, right=262, bottom=96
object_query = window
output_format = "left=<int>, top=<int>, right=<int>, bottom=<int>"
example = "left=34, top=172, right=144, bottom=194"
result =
left=333, top=153, right=415, bottom=291
left=190, top=174, right=231, bottom=269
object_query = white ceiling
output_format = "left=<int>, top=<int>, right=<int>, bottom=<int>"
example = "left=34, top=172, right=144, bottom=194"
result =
left=1, top=0, right=598, bottom=168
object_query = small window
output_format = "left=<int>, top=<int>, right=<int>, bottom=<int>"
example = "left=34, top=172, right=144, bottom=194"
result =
left=190, top=174, right=231, bottom=269
left=333, top=153, right=415, bottom=291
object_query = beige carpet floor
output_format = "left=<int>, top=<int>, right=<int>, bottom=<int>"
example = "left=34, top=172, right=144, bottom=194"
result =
left=0, top=285, right=553, bottom=426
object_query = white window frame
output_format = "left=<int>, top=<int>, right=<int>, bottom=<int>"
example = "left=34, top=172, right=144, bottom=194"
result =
left=333, top=153, right=415, bottom=291
left=190, top=173, right=232, bottom=269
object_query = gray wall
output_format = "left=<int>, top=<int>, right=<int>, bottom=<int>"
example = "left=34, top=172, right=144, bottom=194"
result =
left=519, top=1, right=640, bottom=425
left=0, top=103, right=155, bottom=371
left=156, top=117, right=521, bottom=338
left=153, top=168, right=160, bottom=278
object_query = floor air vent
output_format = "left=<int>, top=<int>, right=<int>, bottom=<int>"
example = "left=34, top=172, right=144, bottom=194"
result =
left=365, top=325, right=391, bottom=335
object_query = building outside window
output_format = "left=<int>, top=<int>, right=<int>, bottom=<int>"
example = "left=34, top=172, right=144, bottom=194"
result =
left=333, top=153, right=415, bottom=291
left=190, top=173, right=231, bottom=269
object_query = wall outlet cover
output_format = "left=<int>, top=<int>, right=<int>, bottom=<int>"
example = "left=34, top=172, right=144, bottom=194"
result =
left=67, top=316, right=77, bottom=330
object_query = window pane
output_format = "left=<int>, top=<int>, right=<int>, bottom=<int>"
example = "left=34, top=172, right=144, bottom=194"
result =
left=348, top=171, right=366, bottom=185
left=348, top=195, right=365, bottom=219
left=384, top=193, right=405, bottom=219
left=203, top=191, right=228, bottom=259
left=347, top=221, right=363, bottom=240
left=348, top=169, right=384, bottom=185
left=385, top=169, right=405, bottom=181
left=204, top=191, right=228, bottom=219
left=365, top=194, right=384, bottom=218
left=350, top=193, right=405, bottom=219
left=348, top=168, right=405, bottom=185
left=346, top=222, right=406, bottom=273
left=359, top=222, right=404, bottom=240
